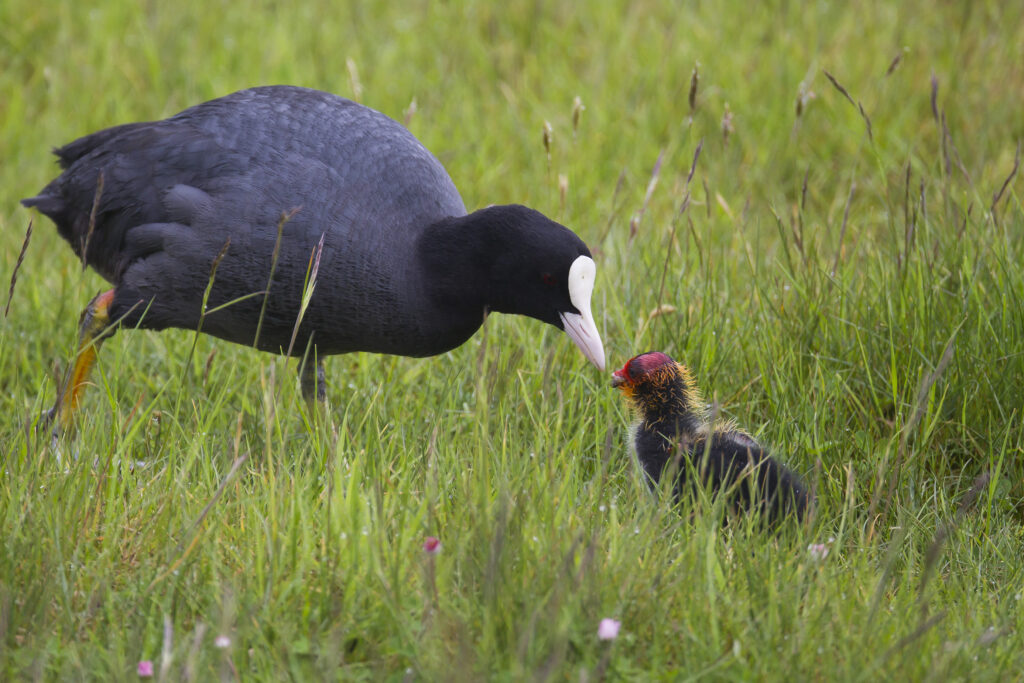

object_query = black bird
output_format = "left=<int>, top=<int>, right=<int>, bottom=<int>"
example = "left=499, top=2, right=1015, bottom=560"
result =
left=23, top=86, right=605, bottom=432
left=612, top=351, right=810, bottom=524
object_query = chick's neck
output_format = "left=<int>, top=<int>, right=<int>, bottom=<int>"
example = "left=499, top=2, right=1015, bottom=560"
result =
left=631, top=364, right=705, bottom=438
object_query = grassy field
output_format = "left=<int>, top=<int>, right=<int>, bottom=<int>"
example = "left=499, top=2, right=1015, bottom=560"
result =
left=2, top=0, right=1023, bottom=679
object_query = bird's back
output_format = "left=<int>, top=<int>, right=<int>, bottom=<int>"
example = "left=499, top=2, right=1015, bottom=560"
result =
left=25, top=86, right=467, bottom=282
left=633, top=421, right=810, bottom=523
left=23, top=86, right=470, bottom=354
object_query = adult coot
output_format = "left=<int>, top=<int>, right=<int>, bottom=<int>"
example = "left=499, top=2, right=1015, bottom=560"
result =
left=612, top=351, right=810, bottom=525
left=23, top=86, right=605, bottom=431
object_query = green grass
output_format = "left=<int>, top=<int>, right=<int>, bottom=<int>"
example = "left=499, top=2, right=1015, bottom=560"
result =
left=2, top=0, right=1023, bottom=679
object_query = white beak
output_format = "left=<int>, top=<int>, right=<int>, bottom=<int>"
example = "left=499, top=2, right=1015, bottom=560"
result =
left=559, top=255, right=605, bottom=371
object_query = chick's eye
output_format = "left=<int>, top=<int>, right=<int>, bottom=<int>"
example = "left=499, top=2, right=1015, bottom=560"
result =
left=541, top=273, right=556, bottom=287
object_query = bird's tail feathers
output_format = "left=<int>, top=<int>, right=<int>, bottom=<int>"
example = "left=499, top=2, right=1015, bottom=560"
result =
left=20, top=193, right=64, bottom=218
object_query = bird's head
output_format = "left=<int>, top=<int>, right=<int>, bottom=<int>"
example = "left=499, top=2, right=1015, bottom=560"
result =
left=420, top=204, right=605, bottom=370
left=481, top=205, right=605, bottom=370
left=612, top=351, right=702, bottom=420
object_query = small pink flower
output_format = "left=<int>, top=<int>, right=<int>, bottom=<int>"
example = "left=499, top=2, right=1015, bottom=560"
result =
left=214, top=634, right=231, bottom=649
left=137, top=660, right=154, bottom=677
left=597, top=618, right=621, bottom=641
left=423, top=536, right=442, bottom=555
left=808, top=543, right=829, bottom=560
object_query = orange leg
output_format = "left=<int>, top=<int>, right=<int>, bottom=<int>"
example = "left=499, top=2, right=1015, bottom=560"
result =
left=49, top=290, right=116, bottom=433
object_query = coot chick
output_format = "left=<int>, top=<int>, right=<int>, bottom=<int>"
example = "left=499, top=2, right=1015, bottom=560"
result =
left=612, top=351, right=810, bottom=524
left=23, top=86, right=605, bottom=432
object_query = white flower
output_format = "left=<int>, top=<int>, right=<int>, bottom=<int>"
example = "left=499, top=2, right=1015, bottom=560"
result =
left=808, top=543, right=829, bottom=560
left=598, top=618, right=621, bottom=640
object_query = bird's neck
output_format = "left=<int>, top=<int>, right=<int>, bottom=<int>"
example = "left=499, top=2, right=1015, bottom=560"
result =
left=416, top=212, right=496, bottom=311
left=418, top=207, right=541, bottom=316
left=636, top=368, right=703, bottom=430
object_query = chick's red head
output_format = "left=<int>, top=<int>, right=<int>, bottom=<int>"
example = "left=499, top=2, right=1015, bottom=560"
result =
left=612, top=351, right=701, bottom=421
left=611, top=351, right=677, bottom=393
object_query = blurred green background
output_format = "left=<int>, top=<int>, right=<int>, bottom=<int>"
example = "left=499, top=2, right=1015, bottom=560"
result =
left=2, top=0, right=1022, bottom=679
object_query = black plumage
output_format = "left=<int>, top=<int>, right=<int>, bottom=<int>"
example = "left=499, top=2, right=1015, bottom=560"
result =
left=22, top=86, right=605, bottom=429
left=612, top=351, right=811, bottom=524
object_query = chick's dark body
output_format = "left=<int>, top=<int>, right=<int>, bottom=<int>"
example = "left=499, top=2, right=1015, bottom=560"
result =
left=633, top=419, right=811, bottom=524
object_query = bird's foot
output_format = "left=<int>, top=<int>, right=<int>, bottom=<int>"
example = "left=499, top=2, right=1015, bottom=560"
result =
left=38, top=406, right=61, bottom=447
left=38, top=407, right=78, bottom=464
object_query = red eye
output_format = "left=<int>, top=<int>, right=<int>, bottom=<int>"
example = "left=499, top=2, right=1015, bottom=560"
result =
left=541, top=273, right=556, bottom=287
